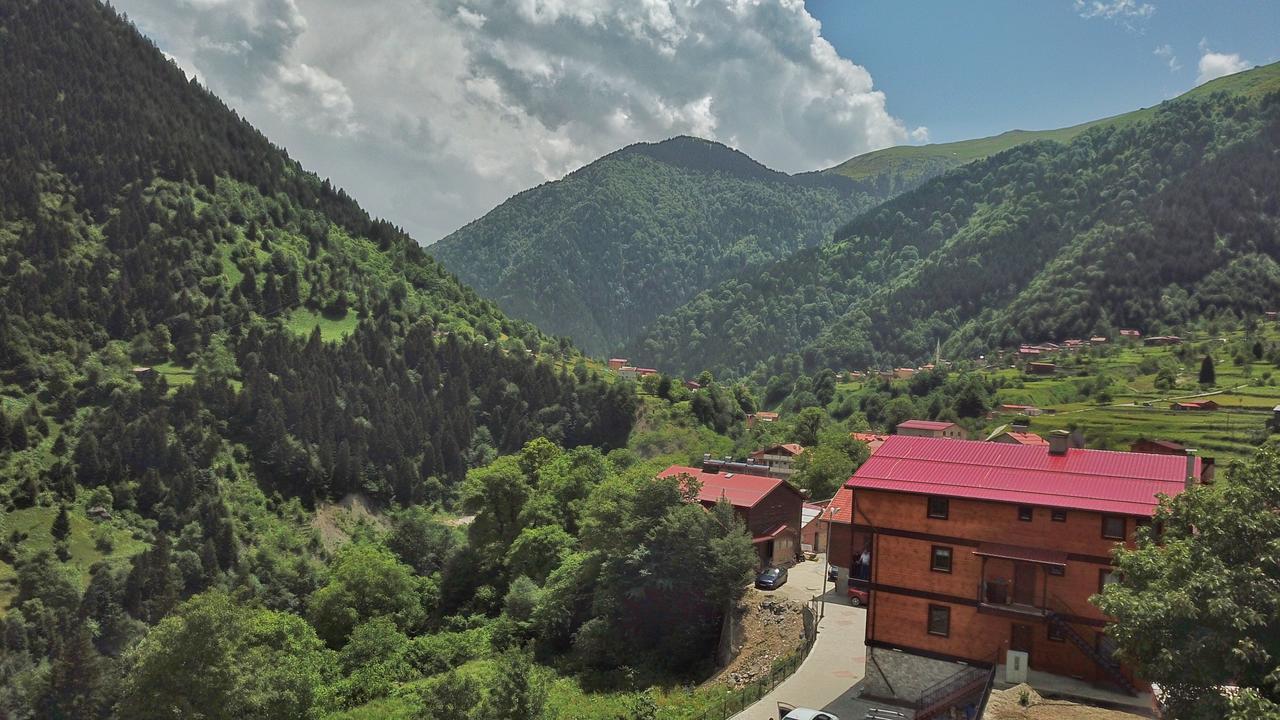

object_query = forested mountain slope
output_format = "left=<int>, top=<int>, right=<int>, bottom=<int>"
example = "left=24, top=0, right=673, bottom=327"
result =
left=627, top=63, right=1280, bottom=377
left=0, top=1, right=636, bottom=713
left=428, top=136, right=926, bottom=355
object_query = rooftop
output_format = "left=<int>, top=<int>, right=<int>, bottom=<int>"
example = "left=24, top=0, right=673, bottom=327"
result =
left=896, top=419, right=957, bottom=432
left=845, top=436, right=1194, bottom=516
left=658, top=465, right=791, bottom=509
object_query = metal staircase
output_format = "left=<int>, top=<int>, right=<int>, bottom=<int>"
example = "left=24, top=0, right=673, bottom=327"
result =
left=1045, top=611, right=1139, bottom=696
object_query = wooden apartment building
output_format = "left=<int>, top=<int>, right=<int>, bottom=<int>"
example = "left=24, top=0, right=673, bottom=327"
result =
left=837, top=432, right=1196, bottom=701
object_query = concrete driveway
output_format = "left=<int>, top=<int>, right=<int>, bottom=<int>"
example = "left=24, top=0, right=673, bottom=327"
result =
left=738, top=557, right=870, bottom=720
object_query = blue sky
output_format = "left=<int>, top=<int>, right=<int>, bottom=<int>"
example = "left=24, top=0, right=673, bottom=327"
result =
left=807, top=0, right=1279, bottom=143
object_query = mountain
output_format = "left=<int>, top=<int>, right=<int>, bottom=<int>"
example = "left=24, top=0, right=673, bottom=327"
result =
left=0, top=0, right=638, bottom=691
left=626, top=63, right=1280, bottom=377
left=428, top=136, right=929, bottom=356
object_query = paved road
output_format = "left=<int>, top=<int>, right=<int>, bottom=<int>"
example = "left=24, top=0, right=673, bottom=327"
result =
left=734, top=558, right=872, bottom=720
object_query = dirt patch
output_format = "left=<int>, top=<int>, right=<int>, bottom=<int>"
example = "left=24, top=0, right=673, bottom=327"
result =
left=984, top=684, right=1146, bottom=720
left=705, top=590, right=807, bottom=689
left=311, top=493, right=388, bottom=551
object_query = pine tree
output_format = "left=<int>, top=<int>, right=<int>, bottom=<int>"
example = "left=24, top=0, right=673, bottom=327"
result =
left=1199, top=355, right=1216, bottom=385
left=51, top=505, right=71, bottom=543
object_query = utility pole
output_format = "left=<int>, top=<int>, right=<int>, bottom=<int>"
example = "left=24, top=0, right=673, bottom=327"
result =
left=820, top=505, right=839, bottom=620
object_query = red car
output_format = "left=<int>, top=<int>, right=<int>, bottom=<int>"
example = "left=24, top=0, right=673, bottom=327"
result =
left=847, top=586, right=870, bottom=607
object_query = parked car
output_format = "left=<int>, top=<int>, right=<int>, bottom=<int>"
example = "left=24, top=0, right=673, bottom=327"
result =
left=777, top=702, right=838, bottom=720
left=847, top=586, right=870, bottom=607
left=756, top=566, right=788, bottom=590
left=827, top=565, right=839, bottom=583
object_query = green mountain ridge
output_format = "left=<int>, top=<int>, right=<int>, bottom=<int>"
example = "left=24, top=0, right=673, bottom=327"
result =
left=626, top=62, right=1280, bottom=377
left=427, top=136, right=936, bottom=356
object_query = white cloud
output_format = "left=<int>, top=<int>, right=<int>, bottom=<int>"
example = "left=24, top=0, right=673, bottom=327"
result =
left=113, top=0, right=920, bottom=243
left=1153, top=44, right=1181, bottom=72
left=1196, top=41, right=1250, bottom=85
left=1074, top=0, right=1155, bottom=30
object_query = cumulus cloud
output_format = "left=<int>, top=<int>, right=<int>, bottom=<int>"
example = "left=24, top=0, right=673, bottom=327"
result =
left=1196, top=40, right=1250, bottom=85
left=1153, top=44, right=1180, bottom=72
left=113, top=0, right=921, bottom=242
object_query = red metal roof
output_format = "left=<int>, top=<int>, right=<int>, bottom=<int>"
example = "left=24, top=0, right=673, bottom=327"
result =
left=752, top=523, right=790, bottom=543
left=658, top=465, right=786, bottom=509
left=897, top=419, right=957, bottom=432
left=845, top=436, right=1194, bottom=517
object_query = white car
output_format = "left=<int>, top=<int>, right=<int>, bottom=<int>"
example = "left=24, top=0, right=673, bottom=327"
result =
left=779, top=707, right=838, bottom=720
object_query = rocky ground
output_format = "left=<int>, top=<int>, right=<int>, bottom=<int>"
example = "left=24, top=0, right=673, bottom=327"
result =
left=706, top=590, right=808, bottom=689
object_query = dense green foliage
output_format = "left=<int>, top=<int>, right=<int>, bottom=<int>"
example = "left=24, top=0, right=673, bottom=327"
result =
left=429, top=136, right=927, bottom=355
left=1097, top=448, right=1280, bottom=719
left=628, top=64, right=1280, bottom=377
left=0, top=1, right=637, bottom=716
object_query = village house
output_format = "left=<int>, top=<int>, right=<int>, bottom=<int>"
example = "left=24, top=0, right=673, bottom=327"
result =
left=608, top=358, right=629, bottom=371
left=799, top=501, right=826, bottom=553
left=1090, top=336, right=1108, bottom=345
left=999, top=403, right=1042, bottom=416
left=747, top=411, right=779, bottom=428
left=896, top=419, right=968, bottom=440
left=131, top=366, right=155, bottom=380
left=986, top=427, right=1048, bottom=446
left=748, top=443, right=805, bottom=480
left=1027, top=361, right=1057, bottom=376
left=894, top=367, right=917, bottom=380
left=683, top=379, right=702, bottom=390
left=1143, top=335, right=1182, bottom=347
left=657, top=465, right=805, bottom=567
left=1171, top=400, right=1218, bottom=411
left=1119, top=329, right=1142, bottom=339
left=835, top=433, right=1199, bottom=707
left=852, top=432, right=890, bottom=454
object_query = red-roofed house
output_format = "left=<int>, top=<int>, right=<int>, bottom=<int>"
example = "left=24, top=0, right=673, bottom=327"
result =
left=748, top=443, right=806, bottom=480
left=837, top=434, right=1197, bottom=705
left=988, top=429, right=1049, bottom=446
left=999, top=403, right=1042, bottom=416
left=1171, top=400, right=1218, bottom=411
left=852, top=432, right=890, bottom=454
left=1119, top=329, right=1142, bottom=338
left=608, top=358, right=629, bottom=371
left=658, top=465, right=804, bottom=567
left=896, top=419, right=968, bottom=440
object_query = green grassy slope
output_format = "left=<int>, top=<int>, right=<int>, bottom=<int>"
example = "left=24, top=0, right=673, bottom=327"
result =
left=823, top=62, right=1280, bottom=184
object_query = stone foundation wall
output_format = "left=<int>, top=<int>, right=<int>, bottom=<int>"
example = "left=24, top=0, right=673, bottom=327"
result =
left=862, top=646, right=973, bottom=704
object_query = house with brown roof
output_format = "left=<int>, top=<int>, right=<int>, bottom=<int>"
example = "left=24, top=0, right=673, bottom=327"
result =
left=658, top=465, right=805, bottom=567
left=1027, top=362, right=1057, bottom=375
left=747, top=411, right=779, bottom=428
left=748, top=443, right=805, bottom=480
left=896, top=419, right=968, bottom=440
left=987, top=427, right=1049, bottom=446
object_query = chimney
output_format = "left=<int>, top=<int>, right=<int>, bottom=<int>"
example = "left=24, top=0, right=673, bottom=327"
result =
left=1184, top=449, right=1198, bottom=491
left=1048, top=430, right=1070, bottom=456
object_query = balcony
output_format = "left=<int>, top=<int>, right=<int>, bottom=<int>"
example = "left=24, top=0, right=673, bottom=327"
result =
left=972, top=542, right=1067, bottom=620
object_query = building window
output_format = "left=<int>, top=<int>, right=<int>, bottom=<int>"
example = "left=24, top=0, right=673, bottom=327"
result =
left=1051, top=509, right=1067, bottom=522
left=1048, top=623, right=1066, bottom=642
left=1098, top=569, right=1120, bottom=594
left=927, top=496, right=949, bottom=519
left=1047, top=564, right=1065, bottom=577
left=927, top=604, right=951, bottom=637
left=1018, top=505, right=1034, bottom=522
left=1102, top=515, right=1126, bottom=540
left=931, top=546, right=953, bottom=573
